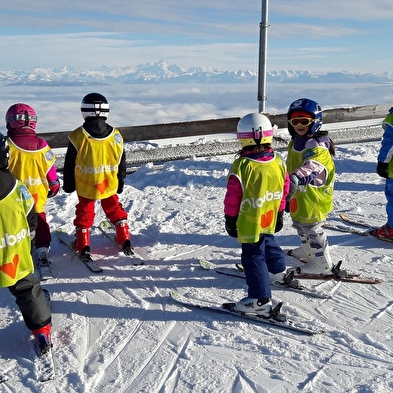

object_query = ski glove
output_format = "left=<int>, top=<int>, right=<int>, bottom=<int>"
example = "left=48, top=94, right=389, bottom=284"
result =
left=225, top=214, right=238, bottom=238
left=117, top=179, right=124, bottom=194
left=377, top=161, right=389, bottom=179
left=285, top=174, right=299, bottom=212
left=47, top=179, right=60, bottom=198
left=275, top=211, right=284, bottom=233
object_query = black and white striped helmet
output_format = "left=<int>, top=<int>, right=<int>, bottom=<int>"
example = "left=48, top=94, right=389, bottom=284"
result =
left=81, top=93, right=110, bottom=120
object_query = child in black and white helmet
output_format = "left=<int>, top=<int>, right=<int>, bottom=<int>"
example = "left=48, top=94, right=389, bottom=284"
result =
left=63, top=93, right=130, bottom=257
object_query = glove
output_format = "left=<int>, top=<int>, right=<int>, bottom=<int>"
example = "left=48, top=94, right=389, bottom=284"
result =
left=117, top=179, right=124, bottom=194
left=287, top=174, right=299, bottom=200
left=285, top=174, right=299, bottom=212
left=376, top=161, right=389, bottom=179
left=275, top=211, right=284, bottom=233
left=47, top=179, right=60, bottom=198
left=225, top=215, right=238, bottom=238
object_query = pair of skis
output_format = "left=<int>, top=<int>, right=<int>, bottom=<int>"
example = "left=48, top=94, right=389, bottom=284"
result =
left=57, top=220, right=145, bottom=273
left=199, top=259, right=332, bottom=299
left=170, top=259, right=327, bottom=336
left=201, top=257, right=381, bottom=287
left=170, top=290, right=324, bottom=336
left=171, top=250, right=380, bottom=336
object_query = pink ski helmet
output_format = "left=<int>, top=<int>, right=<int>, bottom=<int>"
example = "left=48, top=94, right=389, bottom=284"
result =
left=5, top=103, right=37, bottom=130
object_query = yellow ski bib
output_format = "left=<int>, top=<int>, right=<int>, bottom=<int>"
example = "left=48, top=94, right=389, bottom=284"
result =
left=69, top=127, right=124, bottom=200
left=7, top=140, right=56, bottom=213
left=0, top=181, right=35, bottom=287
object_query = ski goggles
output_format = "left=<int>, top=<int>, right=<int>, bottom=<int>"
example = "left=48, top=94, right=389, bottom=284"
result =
left=289, top=117, right=315, bottom=127
left=9, top=114, right=38, bottom=122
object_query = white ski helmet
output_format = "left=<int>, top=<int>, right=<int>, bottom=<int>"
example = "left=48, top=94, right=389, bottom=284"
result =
left=81, top=93, right=110, bottom=120
left=237, top=113, right=273, bottom=147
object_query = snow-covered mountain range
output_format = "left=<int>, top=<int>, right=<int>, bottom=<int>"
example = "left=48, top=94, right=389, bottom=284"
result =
left=1, top=60, right=392, bottom=86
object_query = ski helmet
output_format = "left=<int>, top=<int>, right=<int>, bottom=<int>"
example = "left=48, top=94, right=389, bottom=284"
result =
left=0, top=133, right=9, bottom=170
left=81, top=93, right=110, bottom=120
left=287, top=98, right=323, bottom=137
left=237, top=113, right=274, bottom=147
left=5, top=103, right=37, bottom=130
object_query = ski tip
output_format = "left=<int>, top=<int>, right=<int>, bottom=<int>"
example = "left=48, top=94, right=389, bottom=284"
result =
left=235, top=263, right=244, bottom=272
left=199, top=259, right=214, bottom=270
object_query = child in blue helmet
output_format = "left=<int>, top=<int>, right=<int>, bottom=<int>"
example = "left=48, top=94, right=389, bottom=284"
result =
left=370, top=107, right=393, bottom=239
left=286, top=98, right=338, bottom=274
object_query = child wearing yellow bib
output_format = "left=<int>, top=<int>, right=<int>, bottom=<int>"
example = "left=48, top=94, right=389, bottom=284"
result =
left=223, top=113, right=290, bottom=317
left=63, top=93, right=130, bottom=256
left=286, top=98, right=337, bottom=274
left=0, top=133, right=51, bottom=353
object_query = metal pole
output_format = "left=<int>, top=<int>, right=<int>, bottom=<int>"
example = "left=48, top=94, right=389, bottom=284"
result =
left=257, top=0, right=269, bottom=114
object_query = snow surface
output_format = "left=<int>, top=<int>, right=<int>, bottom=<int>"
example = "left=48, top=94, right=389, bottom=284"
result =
left=1, top=139, right=393, bottom=393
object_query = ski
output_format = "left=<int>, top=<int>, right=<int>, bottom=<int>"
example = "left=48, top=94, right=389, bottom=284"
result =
left=339, top=213, right=376, bottom=229
left=34, top=289, right=55, bottom=382
left=338, top=213, right=393, bottom=243
left=0, top=373, right=9, bottom=383
left=170, top=290, right=324, bottom=335
left=323, top=216, right=393, bottom=243
left=56, top=229, right=103, bottom=273
left=289, top=267, right=381, bottom=284
left=323, top=222, right=369, bottom=236
left=230, top=252, right=383, bottom=285
left=198, top=259, right=331, bottom=299
left=99, top=220, right=145, bottom=266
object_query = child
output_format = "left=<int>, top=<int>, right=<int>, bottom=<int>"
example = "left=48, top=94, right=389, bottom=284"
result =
left=63, top=93, right=130, bottom=256
left=286, top=98, right=336, bottom=274
left=369, top=107, right=393, bottom=239
left=6, top=103, right=60, bottom=272
left=0, top=133, right=52, bottom=354
left=223, top=113, right=290, bottom=317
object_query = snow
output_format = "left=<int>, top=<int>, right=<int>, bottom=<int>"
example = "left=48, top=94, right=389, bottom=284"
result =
left=1, top=137, right=393, bottom=393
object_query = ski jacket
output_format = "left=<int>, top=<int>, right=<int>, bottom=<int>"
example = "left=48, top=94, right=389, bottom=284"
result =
left=0, top=170, right=36, bottom=287
left=224, top=148, right=289, bottom=243
left=287, top=135, right=335, bottom=223
left=378, top=109, right=393, bottom=176
left=63, top=118, right=125, bottom=199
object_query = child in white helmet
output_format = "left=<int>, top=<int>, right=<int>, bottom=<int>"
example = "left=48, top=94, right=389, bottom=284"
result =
left=223, top=113, right=290, bottom=317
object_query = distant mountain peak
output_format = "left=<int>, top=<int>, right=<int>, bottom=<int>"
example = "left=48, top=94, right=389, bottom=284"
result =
left=1, top=61, right=391, bottom=87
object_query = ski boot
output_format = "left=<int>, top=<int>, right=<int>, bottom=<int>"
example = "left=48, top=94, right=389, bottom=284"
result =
left=114, top=219, right=132, bottom=254
left=233, top=297, right=272, bottom=317
left=73, top=227, right=90, bottom=256
left=32, top=324, right=52, bottom=356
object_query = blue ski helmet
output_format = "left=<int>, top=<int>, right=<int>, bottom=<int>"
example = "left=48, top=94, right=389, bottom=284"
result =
left=287, top=98, right=323, bottom=137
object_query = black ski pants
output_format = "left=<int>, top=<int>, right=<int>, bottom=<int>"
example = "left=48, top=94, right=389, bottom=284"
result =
left=8, top=274, right=51, bottom=331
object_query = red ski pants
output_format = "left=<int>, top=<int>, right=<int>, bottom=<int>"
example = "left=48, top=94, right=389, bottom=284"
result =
left=73, top=194, right=128, bottom=229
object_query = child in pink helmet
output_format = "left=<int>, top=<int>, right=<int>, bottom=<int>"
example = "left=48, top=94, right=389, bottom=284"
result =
left=6, top=103, right=60, bottom=276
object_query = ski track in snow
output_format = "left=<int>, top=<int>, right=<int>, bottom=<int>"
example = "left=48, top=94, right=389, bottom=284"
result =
left=2, top=143, right=393, bottom=392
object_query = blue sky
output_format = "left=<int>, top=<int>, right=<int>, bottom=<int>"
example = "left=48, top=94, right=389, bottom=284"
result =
left=1, top=0, right=392, bottom=73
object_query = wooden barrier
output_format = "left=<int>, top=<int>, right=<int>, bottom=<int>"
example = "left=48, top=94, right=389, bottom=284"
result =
left=42, top=103, right=390, bottom=149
